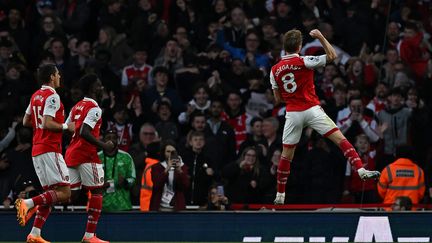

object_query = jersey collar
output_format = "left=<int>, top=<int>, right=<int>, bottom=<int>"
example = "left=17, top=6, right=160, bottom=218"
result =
left=282, top=53, right=299, bottom=59
left=84, top=97, right=99, bottom=106
left=41, top=85, right=56, bottom=93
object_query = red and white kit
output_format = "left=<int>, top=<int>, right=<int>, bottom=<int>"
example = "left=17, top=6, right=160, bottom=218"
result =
left=65, top=97, right=104, bottom=189
left=270, top=54, right=338, bottom=147
left=25, top=85, right=69, bottom=189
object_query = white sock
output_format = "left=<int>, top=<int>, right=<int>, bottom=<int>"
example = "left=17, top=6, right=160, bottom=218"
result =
left=30, top=227, right=41, bottom=236
left=24, top=199, right=34, bottom=208
left=84, top=232, right=95, bottom=239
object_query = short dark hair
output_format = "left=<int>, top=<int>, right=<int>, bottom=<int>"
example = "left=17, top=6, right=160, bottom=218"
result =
left=79, top=74, right=99, bottom=95
left=250, top=117, right=263, bottom=126
left=395, top=145, right=416, bottom=161
left=283, top=30, right=303, bottom=53
left=152, top=66, right=169, bottom=78
left=189, top=130, right=205, bottom=139
left=37, top=64, right=57, bottom=84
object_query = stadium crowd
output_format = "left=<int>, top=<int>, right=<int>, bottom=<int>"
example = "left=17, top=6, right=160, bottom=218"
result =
left=0, top=0, right=432, bottom=211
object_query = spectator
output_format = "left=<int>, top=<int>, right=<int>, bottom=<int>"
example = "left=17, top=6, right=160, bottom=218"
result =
left=204, top=100, right=236, bottom=172
left=206, top=184, right=230, bottom=210
left=221, top=91, right=252, bottom=152
left=259, top=117, right=282, bottom=167
left=128, top=123, right=159, bottom=204
left=377, top=88, right=412, bottom=169
left=378, top=145, right=425, bottom=211
left=344, top=134, right=378, bottom=203
left=238, top=117, right=265, bottom=159
left=178, top=83, right=210, bottom=125
left=337, top=95, right=380, bottom=143
left=150, top=140, right=190, bottom=211
left=222, top=146, right=271, bottom=203
left=121, top=47, right=152, bottom=89
left=180, top=131, right=215, bottom=206
left=139, top=142, right=160, bottom=212
left=154, top=39, right=184, bottom=75
left=366, top=82, right=389, bottom=115
left=154, top=100, right=179, bottom=141
left=106, top=104, right=133, bottom=152
left=99, top=129, right=136, bottom=212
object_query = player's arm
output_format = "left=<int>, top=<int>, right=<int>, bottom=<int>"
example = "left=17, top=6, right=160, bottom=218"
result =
left=269, top=70, right=283, bottom=105
left=309, top=29, right=337, bottom=63
left=23, top=104, right=32, bottom=127
left=80, top=107, right=113, bottom=151
left=42, top=94, right=74, bottom=132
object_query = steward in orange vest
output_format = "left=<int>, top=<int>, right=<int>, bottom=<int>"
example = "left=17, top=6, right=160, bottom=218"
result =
left=378, top=145, right=425, bottom=210
left=139, top=142, right=160, bottom=211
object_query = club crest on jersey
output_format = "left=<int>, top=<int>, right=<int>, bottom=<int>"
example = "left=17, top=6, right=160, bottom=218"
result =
left=308, top=56, right=319, bottom=62
left=50, top=97, right=56, bottom=105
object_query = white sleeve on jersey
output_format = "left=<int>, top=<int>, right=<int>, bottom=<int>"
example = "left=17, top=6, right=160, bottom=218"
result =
left=83, top=107, right=102, bottom=129
left=65, top=110, right=72, bottom=124
left=43, top=93, right=61, bottom=117
left=269, top=70, right=278, bottom=89
left=25, top=103, right=31, bottom=115
left=303, top=55, right=327, bottom=69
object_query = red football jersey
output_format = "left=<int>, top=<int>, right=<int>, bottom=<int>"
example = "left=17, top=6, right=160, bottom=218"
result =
left=270, top=54, right=327, bottom=111
left=26, top=86, right=65, bottom=156
left=65, top=98, right=102, bottom=166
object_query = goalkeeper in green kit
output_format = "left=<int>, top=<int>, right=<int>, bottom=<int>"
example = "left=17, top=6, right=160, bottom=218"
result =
left=98, top=128, right=136, bottom=211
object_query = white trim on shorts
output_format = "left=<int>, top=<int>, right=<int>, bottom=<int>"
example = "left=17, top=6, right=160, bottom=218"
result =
left=68, top=162, right=105, bottom=190
left=32, top=152, right=70, bottom=189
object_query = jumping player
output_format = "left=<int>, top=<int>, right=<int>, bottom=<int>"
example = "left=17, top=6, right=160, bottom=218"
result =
left=270, top=29, right=380, bottom=205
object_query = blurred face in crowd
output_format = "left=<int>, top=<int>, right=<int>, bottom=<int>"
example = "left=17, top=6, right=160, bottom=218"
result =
left=251, top=120, right=262, bottom=137
left=114, top=109, right=127, bottom=124
left=164, top=145, right=176, bottom=160
left=68, top=37, right=78, bottom=55
left=77, top=41, right=91, bottom=57
left=276, top=2, right=291, bottom=17
left=243, top=148, right=257, bottom=166
left=387, top=22, right=400, bottom=42
left=155, top=71, right=168, bottom=88
left=385, top=49, right=398, bottom=64
left=8, top=9, right=21, bottom=25
left=6, top=67, right=20, bottom=80
left=302, top=0, right=317, bottom=8
left=166, top=40, right=179, bottom=58
left=156, top=21, right=170, bottom=38
left=388, top=93, right=403, bottom=108
left=136, top=78, right=147, bottom=92
left=42, top=16, right=55, bottom=34
left=375, top=83, right=388, bottom=99
left=194, top=87, right=209, bottom=106
left=355, top=135, right=369, bottom=154
left=332, top=76, right=346, bottom=87
left=214, top=0, right=226, bottom=14
left=349, top=98, right=363, bottom=113
left=191, top=116, right=206, bottom=132
left=104, top=132, right=119, bottom=150
left=262, top=120, right=277, bottom=139
left=98, top=29, right=110, bottom=44
left=210, top=101, right=223, bottom=118
left=230, top=7, right=245, bottom=27
left=271, top=149, right=281, bottom=166
left=139, top=125, right=156, bottom=146
left=245, top=33, right=260, bottom=52
left=134, top=51, right=147, bottom=65
left=333, top=89, right=346, bottom=106
left=352, top=60, right=363, bottom=77
left=347, top=88, right=360, bottom=101
left=0, top=45, right=11, bottom=60
left=407, top=88, right=418, bottom=104
left=404, top=27, right=416, bottom=39
left=226, top=93, right=241, bottom=111
left=139, top=0, right=152, bottom=10
left=190, top=135, right=205, bottom=151
left=158, top=104, right=171, bottom=121
left=324, top=64, right=338, bottom=80
left=262, top=24, right=276, bottom=39
left=50, top=40, right=65, bottom=59
left=231, top=59, right=245, bottom=75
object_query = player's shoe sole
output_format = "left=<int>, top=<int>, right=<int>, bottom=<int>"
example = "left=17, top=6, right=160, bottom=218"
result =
left=274, top=192, right=285, bottom=205
left=358, top=168, right=381, bottom=180
left=27, top=234, right=51, bottom=243
left=15, top=199, right=30, bottom=226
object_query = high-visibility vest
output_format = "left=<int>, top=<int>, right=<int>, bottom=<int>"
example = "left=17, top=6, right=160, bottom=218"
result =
left=378, top=158, right=425, bottom=210
left=140, top=158, right=159, bottom=211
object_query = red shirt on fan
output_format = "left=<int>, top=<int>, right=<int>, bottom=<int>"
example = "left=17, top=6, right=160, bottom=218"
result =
left=25, top=85, right=65, bottom=156
left=270, top=54, right=326, bottom=111
left=65, top=97, right=102, bottom=166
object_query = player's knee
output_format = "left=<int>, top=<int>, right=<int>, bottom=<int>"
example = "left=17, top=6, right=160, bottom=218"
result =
left=56, top=186, right=71, bottom=202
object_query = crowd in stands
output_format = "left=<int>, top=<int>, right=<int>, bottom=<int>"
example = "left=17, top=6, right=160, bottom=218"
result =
left=0, top=0, right=432, bottom=211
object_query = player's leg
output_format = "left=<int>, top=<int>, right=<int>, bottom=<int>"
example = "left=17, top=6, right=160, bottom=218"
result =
left=79, top=163, right=108, bottom=243
left=275, top=112, right=303, bottom=205
left=307, top=106, right=380, bottom=179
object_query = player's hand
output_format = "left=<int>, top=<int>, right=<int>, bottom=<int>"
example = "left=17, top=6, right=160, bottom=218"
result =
left=309, top=29, right=324, bottom=39
left=67, top=122, right=75, bottom=133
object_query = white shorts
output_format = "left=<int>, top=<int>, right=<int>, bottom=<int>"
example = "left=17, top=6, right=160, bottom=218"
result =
left=282, top=105, right=338, bottom=146
left=32, top=152, right=70, bottom=190
left=69, top=163, right=105, bottom=190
